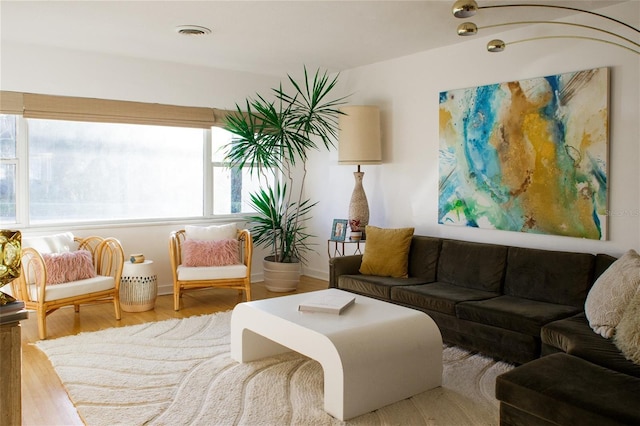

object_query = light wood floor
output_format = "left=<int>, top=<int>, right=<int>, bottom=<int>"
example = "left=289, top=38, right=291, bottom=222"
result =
left=19, top=277, right=329, bottom=426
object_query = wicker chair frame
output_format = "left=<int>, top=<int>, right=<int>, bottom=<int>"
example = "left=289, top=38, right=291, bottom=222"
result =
left=169, top=229, right=252, bottom=311
left=12, top=236, right=124, bottom=339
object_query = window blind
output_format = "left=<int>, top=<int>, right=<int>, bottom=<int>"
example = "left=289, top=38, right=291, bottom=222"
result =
left=0, top=91, right=234, bottom=129
left=0, top=91, right=24, bottom=115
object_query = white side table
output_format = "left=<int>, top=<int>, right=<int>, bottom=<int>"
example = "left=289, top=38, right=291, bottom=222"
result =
left=120, top=260, right=158, bottom=312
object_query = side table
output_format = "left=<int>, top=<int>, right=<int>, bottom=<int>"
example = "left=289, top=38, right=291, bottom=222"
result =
left=327, top=239, right=364, bottom=258
left=120, top=260, right=158, bottom=312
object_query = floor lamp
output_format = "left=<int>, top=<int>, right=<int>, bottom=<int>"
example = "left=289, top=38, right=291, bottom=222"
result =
left=338, top=106, right=382, bottom=240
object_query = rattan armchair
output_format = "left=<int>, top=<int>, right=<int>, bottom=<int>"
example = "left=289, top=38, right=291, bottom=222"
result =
left=169, top=228, right=252, bottom=311
left=12, top=235, right=124, bottom=339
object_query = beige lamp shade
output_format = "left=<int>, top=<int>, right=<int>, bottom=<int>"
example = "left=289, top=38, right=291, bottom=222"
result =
left=338, top=106, right=382, bottom=165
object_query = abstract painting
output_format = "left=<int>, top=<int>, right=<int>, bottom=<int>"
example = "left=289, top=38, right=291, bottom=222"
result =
left=439, top=67, right=608, bottom=240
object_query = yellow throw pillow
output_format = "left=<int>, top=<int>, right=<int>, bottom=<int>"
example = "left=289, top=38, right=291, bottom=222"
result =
left=359, top=226, right=415, bottom=278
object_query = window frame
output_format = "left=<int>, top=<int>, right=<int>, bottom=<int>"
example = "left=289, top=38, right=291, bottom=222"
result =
left=0, top=113, right=267, bottom=229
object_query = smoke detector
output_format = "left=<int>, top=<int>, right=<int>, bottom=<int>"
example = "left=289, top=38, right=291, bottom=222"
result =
left=175, top=25, right=212, bottom=36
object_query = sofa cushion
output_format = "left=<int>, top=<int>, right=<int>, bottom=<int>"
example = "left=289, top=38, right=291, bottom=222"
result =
left=496, top=353, right=640, bottom=426
left=594, top=253, right=618, bottom=283
left=504, top=246, right=594, bottom=308
left=181, top=238, right=240, bottom=267
left=391, top=282, right=499, bottom=315
left=23, top=232, right=77, bottom=254
left=177, top=264, right=247, bottom=281
left=437, top=239, right=507, bottom=292
left=28, top=275, right=115, bottom=302
left=456, top=295, right=580, bottom=337
left=185, top=223, right=237, bottom=241
left=615, top=289, right=640, bottom=365
left=42, top=250, right=96, bottom=285
left=337, top=274, right=429, bottom=300
left=407, top=236, right=441, bottom=281
left=359, top=226, right=414, bottom=278
left=585, top=249, right=640, bottom=338
left=541, top=313, right=640, bottom=378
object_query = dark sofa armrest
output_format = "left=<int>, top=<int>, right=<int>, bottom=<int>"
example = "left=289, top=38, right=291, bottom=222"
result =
left=329, top=255, right=363, bottom=288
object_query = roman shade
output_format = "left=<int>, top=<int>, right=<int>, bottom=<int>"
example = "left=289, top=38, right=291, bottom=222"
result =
left=0, top=91, right=24, bottom=115
left=0, top=91, right=231, bottom=129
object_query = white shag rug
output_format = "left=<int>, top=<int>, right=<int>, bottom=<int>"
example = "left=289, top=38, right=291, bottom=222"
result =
left=36, top=311, right=514, bottom=425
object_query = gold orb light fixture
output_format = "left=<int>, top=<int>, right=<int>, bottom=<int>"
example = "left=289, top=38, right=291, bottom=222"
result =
left=452, top=0, right=639, bottom=55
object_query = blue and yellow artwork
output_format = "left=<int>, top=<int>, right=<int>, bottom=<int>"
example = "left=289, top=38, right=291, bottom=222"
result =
left=439, top=67, right=608, bottom=240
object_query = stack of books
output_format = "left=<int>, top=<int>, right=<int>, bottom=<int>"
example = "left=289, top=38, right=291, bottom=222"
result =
left=0, top=299, right=28, bottom=324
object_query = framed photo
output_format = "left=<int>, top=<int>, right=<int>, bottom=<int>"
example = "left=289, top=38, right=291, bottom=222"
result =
left=330, top=219, right=348, bottom=241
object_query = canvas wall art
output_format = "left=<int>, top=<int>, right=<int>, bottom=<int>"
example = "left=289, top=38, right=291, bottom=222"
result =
left=438, top=67, right=609, bottom=240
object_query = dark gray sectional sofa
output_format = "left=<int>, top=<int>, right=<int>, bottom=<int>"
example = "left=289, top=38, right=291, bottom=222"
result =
left=329, top=235, right=640, bottom=425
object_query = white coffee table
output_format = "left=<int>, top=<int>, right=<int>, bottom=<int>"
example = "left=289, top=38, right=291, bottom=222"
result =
left=230, top=288, right=442, bottom=421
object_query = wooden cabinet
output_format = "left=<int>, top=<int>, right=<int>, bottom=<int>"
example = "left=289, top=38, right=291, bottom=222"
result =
left=0, top=320, right=22, bottom=425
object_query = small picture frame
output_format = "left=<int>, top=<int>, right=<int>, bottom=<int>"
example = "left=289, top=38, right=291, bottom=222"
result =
left=330, top=219, right=348, bottom=241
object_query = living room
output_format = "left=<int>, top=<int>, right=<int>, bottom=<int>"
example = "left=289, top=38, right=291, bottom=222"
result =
left=2, top=1, right=638, bottom=293
left=1, top=0, right=639, bottom=424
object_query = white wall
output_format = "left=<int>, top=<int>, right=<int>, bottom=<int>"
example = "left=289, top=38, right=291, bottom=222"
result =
left=304, top=3, right=640, bottom=279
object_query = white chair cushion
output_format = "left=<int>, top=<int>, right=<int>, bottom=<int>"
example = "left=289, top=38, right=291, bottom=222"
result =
left=28, top=275, right=115, bottom=301
left=23, top=232, right=78, bottom=254
left=185, top=223, right=237, bottom=241
left=177, top=264, right=247, bottom=281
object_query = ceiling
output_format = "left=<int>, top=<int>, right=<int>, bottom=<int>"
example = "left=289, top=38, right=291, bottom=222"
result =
left=0, top=0, right=631, bottom=76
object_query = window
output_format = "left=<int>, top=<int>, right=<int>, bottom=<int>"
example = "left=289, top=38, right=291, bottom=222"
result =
left=211, top=127, right=274, bottom=214
left=0, top=113, right=271, bottom=226
left=0, top=115, right=18, bottom=223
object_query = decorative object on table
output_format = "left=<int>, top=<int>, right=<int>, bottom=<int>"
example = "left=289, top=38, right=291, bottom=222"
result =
left=0, top=229, right=22, bottom=288
left=339, top=105, right=382, bottom=241
left=349, top=219, right=363, bottom=241
left=439, top=67, right=608, bottom=240
left=298, top=292, right=355, bottom=314
left=330, top=219, right=348, bottom=242
left=129, top=253, right=145, bottom=264
left=451, top=0, right=639, bottom=55
left=120, top=260, right=158, bottom=312
left=0, top=290, right=16, bottom=306
left=223, top=67, right=348, bottom=292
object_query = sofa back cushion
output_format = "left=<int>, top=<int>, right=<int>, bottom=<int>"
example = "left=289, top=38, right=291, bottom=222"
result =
left=504, top=246, right=594, bottom=307
left=407, top=236, right=441, bottom=281
left=437, top=239, right=508, bottom=292
left=594, top=253, right=617, bottom=285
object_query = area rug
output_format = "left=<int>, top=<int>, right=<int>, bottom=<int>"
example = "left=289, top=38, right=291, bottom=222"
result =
left=36, top=311, right=514, bottom=425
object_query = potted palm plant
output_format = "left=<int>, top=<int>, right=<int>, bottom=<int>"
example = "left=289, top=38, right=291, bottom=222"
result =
left=224, top=67, right=347, bottom=292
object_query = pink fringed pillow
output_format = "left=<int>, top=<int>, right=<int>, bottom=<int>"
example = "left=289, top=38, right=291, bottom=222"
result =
left=42, top=250, right=97, bottom=285
left=182, top=238, right=241, bottom=267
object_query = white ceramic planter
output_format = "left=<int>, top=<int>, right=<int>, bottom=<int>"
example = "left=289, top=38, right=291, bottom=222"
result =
left=263, top=256, right=301, bottom=292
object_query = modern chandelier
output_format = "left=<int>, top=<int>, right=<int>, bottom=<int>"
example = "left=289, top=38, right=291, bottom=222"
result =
left=452, top=0, right=639, bottom=54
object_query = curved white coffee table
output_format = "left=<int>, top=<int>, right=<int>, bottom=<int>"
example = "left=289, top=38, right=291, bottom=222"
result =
left=230, top=288, right=442, bottom=421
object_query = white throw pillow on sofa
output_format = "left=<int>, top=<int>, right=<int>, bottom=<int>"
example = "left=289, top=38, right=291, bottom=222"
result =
left=614, top=288, right=640, bottom=365
left=585, top=249, right=640, bottom=338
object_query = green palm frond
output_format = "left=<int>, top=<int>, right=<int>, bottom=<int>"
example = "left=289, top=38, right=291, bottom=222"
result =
left=224, top=67, right=347, bottom=264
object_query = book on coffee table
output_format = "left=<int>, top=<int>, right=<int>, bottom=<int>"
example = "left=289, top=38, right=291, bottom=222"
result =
left=298, top=293, right=356, bottom=314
